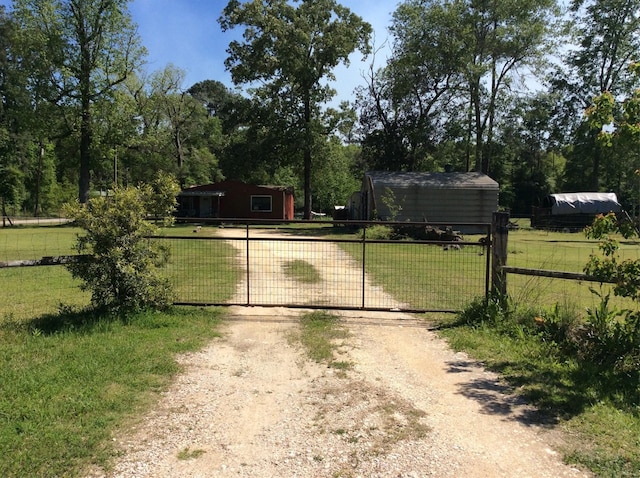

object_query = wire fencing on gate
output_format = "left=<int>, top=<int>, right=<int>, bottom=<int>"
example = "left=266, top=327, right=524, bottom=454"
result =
left=158, top=220, right=491, bottom=313
left=1, top=220, right=491, bottom=319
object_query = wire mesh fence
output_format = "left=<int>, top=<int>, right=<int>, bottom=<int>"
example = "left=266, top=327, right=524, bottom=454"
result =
left=2, top=221, right=491, bottom=320
left=503, top=224, right=640, bottom=312
left=5, top=218, right=640, bottom=321
left=0, top=226, right=89, bottom=321
left=158, top=223, right=490, bottom=312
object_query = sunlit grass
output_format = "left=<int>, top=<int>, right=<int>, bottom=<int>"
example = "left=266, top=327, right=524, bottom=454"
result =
left=338, top=240, right=487, bottom=311
left=0, top=225, right=78, bottom=261
left=0, top=224, right=90, bottom=320
left=0, top=267, right=90, bottom=321
left=0, top=307, right=223, bottom=478
left=159, top=237, right=240, bottom=304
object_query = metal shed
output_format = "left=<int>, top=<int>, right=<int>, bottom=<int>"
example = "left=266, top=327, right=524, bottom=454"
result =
left=360, top=171, right=499, bottom=232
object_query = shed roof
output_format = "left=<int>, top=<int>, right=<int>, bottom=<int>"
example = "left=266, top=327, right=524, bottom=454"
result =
left=365, top=171, right=499, bottom=190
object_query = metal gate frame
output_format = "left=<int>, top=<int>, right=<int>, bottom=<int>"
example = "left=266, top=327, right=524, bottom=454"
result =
left=169, top=220, right=492, bottom=313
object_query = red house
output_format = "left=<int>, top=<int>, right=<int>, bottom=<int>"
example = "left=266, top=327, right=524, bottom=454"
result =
left=177, top=180, right=295, bottom=220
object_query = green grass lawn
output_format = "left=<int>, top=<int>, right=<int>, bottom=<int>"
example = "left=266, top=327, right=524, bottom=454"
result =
left=0, top=225, right=89, bottom=320
left=339, top=240, right=487, bottom=310
left=0, top=224, right=78, bottom=261
left=506, top=225, right=640, bottom=312
left=159, top=236, right=241, bottom=304
left=0, top=307, right=224, bottom=478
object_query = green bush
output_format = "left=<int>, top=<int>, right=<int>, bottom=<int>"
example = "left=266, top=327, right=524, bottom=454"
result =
left=63, top=173, right=180, bottom=313
left=581, top=213, right=640, bottom=373
left=359, top=224, right=395, bottom=240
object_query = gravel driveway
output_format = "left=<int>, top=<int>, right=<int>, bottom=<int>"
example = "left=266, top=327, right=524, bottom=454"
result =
left=88, top=230, right=591, bottom=477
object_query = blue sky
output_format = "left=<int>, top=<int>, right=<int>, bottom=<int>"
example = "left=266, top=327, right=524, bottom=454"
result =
left=1, top=0, right=395, bottom=104
left=131, top=0, right=395, bottom=102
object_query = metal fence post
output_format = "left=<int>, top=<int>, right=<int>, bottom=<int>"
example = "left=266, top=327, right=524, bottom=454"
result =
left=491, top=211, right=510, bottom=297
left=361, top=224, right=366, bottom=309
left=245, top=223, right=250, bottom=306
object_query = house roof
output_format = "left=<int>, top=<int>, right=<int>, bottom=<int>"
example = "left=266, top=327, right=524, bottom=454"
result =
left=365, top=171, right=499, bottom=190
left=179, top=180, right=293, bottom=196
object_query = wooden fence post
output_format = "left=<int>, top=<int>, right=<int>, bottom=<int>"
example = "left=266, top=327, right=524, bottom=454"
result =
left=492, top=211, right=510, bottom=297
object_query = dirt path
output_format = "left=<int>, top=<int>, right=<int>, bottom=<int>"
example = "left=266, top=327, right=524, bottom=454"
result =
left=89, top=230, right=591, bottom=477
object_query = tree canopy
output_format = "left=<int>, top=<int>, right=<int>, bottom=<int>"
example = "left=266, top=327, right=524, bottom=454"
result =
left=3, top=0, right=640, bottom=220
left=219, top=0, right=371, bottom=218
left=11, top=0, right=145, bottom=203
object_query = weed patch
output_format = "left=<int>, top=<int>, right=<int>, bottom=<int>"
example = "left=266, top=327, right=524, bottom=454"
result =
left=314, top=381, right=430, bottom=455
left=291, top=311, right=352, bottom=369
left=177, top=447, right=206, bottom=460
left=283, top=260, right=322, bottom=283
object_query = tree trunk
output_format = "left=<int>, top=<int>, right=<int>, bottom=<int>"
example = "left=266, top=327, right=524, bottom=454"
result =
left=303, top=96, right=312, bottom=220
left=78, top=16, right=92, bottom=204
left=465, top=100, right=473, bottom=172
left=473, top=85, right=483, bottom=173
left=1, top=197, right=13, bottom=227
left=174, top=129, right=185, bottom=188
left=592, top=130, right=601, bottom=191
left=34, top=141, right=44, bottom=216
left=483, top=56, right=498, bottom=175
left=79, top=96, right=92, bottom=204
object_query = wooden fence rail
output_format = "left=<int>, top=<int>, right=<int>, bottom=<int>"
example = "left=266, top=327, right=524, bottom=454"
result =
left=492, top=211, right=617, bottom=291
left=501, top=266, right=612, bottom=283
left=0, top=255, right=83, bottom=268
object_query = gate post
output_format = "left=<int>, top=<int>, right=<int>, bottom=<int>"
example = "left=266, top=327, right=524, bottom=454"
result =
left=491, top=211, right=510, bottom=297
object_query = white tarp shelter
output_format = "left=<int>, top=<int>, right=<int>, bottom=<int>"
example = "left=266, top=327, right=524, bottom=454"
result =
left=546, top=192, right=622, bottom=215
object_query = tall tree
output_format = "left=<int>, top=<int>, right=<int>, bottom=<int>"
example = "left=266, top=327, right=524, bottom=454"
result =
left=1, top=4, right=61, bottom=216
left=150, top=65, right=200, bottom=186
left=12, top=0, right=145, bottom=203
left=219, top=0, right=371, bottom=219
left=494, top=93, right=563, bottom=213
left=553, top=0, right=640, bottom=191
left=357, top=2, right=466, bottom=172
left=359, top=0, right=558, bottom=176
left=457, top=0, right=558, bottom=174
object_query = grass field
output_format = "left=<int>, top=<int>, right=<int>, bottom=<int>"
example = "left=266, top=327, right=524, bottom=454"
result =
left=506, top=224, right=640, bottom=312
left=339, top=240, right=488, bottom=310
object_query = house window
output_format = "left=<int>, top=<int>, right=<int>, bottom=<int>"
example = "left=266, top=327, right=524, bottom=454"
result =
left=251, top=195, right=272, bottom=212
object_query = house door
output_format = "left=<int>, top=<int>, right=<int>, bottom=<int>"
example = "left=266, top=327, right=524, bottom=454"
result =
left=200, top=197, right=212, bottom=217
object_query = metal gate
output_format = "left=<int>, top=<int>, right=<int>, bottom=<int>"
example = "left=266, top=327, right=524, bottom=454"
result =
left=163, top=221, right=491, bottom=313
